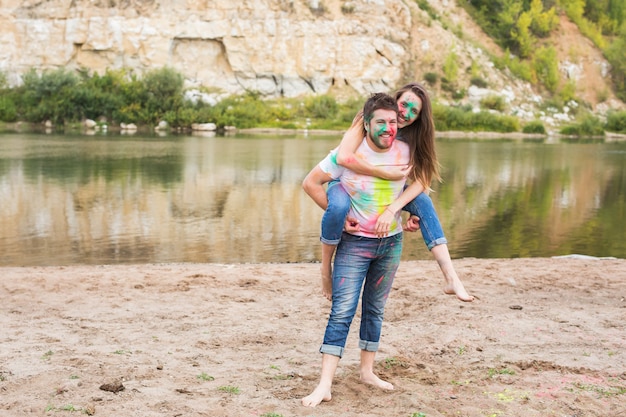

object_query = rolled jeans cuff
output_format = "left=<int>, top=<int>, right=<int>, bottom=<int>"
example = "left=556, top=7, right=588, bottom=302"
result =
left=359, top=339, right=379, bottom=352
left=427, top=237, right=448, bottom=251
left=320, top=236, right=341, bottom=245
left=320, top=344, right=344, bottom=358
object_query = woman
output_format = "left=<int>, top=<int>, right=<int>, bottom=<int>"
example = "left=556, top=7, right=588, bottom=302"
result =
left=318, top=82, right=473, bottom=302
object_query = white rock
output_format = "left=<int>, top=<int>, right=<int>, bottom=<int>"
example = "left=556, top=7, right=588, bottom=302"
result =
left=191, top=123, right=217, bottom=131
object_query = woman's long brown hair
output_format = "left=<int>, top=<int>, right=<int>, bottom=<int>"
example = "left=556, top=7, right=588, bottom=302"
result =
left=395, top=82, right=441, bottom=190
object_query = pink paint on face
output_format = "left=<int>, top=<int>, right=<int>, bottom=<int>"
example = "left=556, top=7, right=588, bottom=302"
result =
left=367, top=109, right=398, bottom=151
left=397, top=91, right=422, bottom=129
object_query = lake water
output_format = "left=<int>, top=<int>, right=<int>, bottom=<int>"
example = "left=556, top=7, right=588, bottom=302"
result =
left=1, top=132, right=625, bottom=266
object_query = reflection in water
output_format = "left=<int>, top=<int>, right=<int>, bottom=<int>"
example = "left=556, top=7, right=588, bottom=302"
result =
left=0, top=133, right=624, bottom=266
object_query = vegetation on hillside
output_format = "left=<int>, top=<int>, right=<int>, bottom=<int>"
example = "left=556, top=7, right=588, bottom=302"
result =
left=0, top=66, right=548, bottom=134
left=457, top=0, right=626, bottom=100
left=1, top=66, right=625, bottom=135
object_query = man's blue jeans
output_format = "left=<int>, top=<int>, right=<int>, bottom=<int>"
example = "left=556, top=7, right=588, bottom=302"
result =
left=320, top=232, right=403, bottom=358
left=321, top=181, right=447, bottom=250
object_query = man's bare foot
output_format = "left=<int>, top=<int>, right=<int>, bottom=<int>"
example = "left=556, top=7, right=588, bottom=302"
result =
left=301, top=386, right=332, bottom=407
left=444, top=277, right=474, bottom=302
left=320, top=264, right=332, bottom=301
left=360, top=371, right=394, bottom=390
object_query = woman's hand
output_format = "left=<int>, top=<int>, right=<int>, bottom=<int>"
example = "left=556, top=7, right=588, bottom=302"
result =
left=379, top=165, right=412, bottom=181
left=375, top=208, right=396, bottom=237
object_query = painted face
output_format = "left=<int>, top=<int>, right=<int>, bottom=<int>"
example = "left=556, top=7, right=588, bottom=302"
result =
left=397, top=90, right=422, bottom=129
left=365, top=108, right=398, bottom=151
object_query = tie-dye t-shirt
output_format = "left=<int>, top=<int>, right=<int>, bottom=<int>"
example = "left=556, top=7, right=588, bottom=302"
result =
left=319, top=137, right=410, bottom=238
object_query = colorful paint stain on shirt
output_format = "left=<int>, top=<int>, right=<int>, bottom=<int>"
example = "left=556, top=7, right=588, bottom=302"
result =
left=319, top=137, right=410, bottom=238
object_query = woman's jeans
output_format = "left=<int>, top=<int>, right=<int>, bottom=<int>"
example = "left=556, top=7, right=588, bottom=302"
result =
left=320, top=232, right=402, bottom=358
left=321, top=181, right=448, bottom=250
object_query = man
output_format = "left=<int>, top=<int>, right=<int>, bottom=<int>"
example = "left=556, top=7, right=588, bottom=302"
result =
left=301, top=92, right=411, bottom=407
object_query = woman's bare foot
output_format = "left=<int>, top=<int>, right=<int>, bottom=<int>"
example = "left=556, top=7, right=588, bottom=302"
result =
left=320, top=264, right=332, bottom=301
left=444, top=277, right=474, bottom=302
left=360, top=371, right=394, bottom=390
left=432, top=245, right=474, bottom=302
left=301, top=385, right=332, bottom=407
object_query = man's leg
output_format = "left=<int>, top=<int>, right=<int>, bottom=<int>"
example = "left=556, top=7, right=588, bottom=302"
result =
left=302, top=234, right=371, bottom=406
left=360, top=349, right=394, bottom=390
left=301, top=353, right=340, bottom=407
left=358, top=233, right=403, bottom=390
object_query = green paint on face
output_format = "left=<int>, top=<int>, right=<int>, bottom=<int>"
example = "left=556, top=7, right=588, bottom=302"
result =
left=374, top=125, right=386, bottom=139
left=398, top=91, right=422, bottom=128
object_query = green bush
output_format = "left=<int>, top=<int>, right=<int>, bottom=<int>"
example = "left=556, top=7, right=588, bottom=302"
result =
left=441, top=79, right=456, bottom=93
left=0, top=95, right=17, bottom=122
left=528, top=0, right=559, bottom=38
left=433, top=103, right=520, bottom=132
left=605, top=25, right=626, bottom=101
left=304, top=94, right=339, bottom=119
left=512, top=11, right=533, bottom=58
left=268, top=102, right=297, bottom=123
left=557, top=81, right=578, bottom=105
left=19, top=68, right=80, bottom=124
left=480, top=95, right=506, bottom=111
left=336, top=97, right=365, bottom=125
left=209, top=93, right=270, bottom=128
left=522, top=120, right=546, bottom=134
left=605, top=111, right=626, bottom=133
left=451, top=88, right=466, bottom=100
left=443, top=51, right=459, bottom=83
left=470, top=76, right=488, bottom=88
left=559, top=114, right=605, bottom=136
left=142, top=67, right=184, bottom=122
left=424, top=72, right=438, bottom=85
left=533, top=46, right=559, bottom=93
left=493, top=50, right=534, bottom=82
left=415, top=0, right=439, bottom=20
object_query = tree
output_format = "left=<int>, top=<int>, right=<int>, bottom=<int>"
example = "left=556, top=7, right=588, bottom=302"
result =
left=529, top=0, right=559, bottom=37
left=533, top=46, right=559, bottom=93
left=512, top=11, right=534, bottom=58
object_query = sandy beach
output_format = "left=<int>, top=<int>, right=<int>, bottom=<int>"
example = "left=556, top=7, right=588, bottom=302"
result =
left=1, top=258, right=625, bottom=416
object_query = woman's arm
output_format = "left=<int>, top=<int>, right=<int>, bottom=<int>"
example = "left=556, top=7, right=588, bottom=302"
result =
left=387, top=181, right=426, bottom=215
left=336, top=112, right=410, bottom=181
left=374, top=180, right=426, bottom=237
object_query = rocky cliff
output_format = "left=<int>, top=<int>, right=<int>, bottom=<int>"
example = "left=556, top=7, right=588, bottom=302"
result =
left=0, top=0, right=414, bottom=97
left=0, top=0, right=623, bottom=115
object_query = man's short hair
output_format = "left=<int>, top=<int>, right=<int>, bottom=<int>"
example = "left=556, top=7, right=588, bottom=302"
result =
left=363, top=93, right=398, bottom=123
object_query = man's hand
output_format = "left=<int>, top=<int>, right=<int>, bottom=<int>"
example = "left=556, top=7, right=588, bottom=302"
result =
left=344, top=216, right=360, bottom=234
left=403, top=215, right=421, bottom=232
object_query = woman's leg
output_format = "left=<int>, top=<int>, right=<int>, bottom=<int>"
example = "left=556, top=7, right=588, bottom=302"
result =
left=319, top=181, right=351, bottom=300
left=403, top=193, right=474, bottom=302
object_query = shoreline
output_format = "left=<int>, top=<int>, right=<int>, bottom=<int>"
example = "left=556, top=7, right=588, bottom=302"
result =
left=2, top=121, right=624, bottom=141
